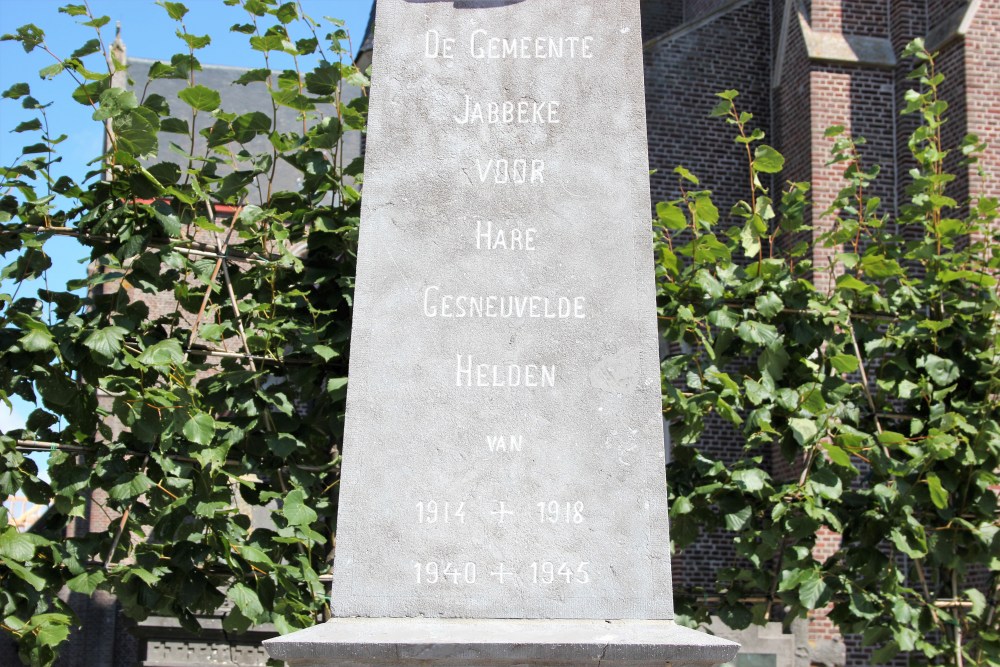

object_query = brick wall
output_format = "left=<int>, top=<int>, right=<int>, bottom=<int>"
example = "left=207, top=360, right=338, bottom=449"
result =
left=643, top=0, right=773, bottom=620
left=643, top=0, right=997, bottom=663
left=965, top=0, right=1000, bottom=204
left=685, top=0, right=743, bottom=22
left=645, top=0, right=772, bottom=214
left=812, top=0, right=890, bottom=36
left=641, top=0, right=685, bottom=41
left=774, top=0, right=814, bottom=205
left=927, top=0, right=966, bottom=27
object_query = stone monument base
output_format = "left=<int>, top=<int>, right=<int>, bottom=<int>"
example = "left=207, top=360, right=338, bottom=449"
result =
left=264, top=618, right=739, bottom=667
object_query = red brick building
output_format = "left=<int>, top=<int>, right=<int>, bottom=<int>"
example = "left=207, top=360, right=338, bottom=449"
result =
left=637, top=0, right=998, bottom=664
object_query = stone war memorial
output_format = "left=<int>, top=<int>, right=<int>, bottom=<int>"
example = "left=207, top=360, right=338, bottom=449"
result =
left=265, top=0, right=739, bottom=665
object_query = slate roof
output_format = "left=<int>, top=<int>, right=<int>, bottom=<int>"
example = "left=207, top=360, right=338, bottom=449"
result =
left=128, top=57, right=363, bottom=204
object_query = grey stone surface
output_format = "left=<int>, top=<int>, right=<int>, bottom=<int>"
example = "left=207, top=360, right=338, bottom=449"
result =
left=267, top=0, right=740, bottom=663
left=704, top=619, right=794, bottom=667
left=264, top=618, right=739, bottom=666
left=333, top=0, right=672, bottom=621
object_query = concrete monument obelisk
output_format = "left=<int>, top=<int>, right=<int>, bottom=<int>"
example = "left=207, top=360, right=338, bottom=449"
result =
left=265, top=1, right=740, bottom=664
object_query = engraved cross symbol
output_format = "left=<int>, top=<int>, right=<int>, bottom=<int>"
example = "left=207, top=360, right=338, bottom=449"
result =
left=490, top=562, right=512, bottom=583
left=490, top=501, right=514, bottom=523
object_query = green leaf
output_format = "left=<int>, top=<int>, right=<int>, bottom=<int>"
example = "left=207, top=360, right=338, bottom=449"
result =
left=6, top=561, right=46, bottom=590
left=798, top=572, right=828, bottom=608
left=93, top=87, right=138, bottom=121
left=227, top=583, right=264, bottom=621
left=871, top=641, right=900, bottom=663
left=159, top=1, right=188, bottom=20
left=114, top=106, right=160, bottom=157
left=20, top=325, right=54, bottom=352
left=67, top=569, right=106, bottom=595
left=671, top=495, right=694, bottom=515
left=656, top=202, right=687, bottom=230
left=965, top=588, right=987, bottom=620
left=694, top=269, right=724, bottom=299
left=673, top=166, right=700, bottom=185
left=233, top=68, right=271, bottom=86
left=13, top=118, right=42, bottom=133
left=149, top=200, right=181, bottom=236
left=920, top=354, right=958, bottom=386
left=694, top=194, right=719, bottom=225
left=275, top=1, right=298, bottom=23
left=59, top=4, right=89, bottom=16
left=71, top=38, right=101, bottom=59
left=109, top=473, right=154, bottom=501
left=860, top=253, right=903, bottom=278
left=807, top=467, right=843, bottom=500
left=305, top=61, right=341, bottom=96
left=736, top=321, right=781, bottom=348
left=0, top=529, right=37, bottom=561
left=183, top=412, right=216, bottom=446
left=160, top=117, right=189, bottom=134
left=84, top=326, right=128, bottom=361
left=231, top=111, right=271, bottom=144
left=754, top=292, right=782, bottom=318
left=788, top=418, right=818, bottom=446
left=199, top=323, right=225, bottom=342
left=266, top=433, right=302, bottom=458
left=731, top=468, right=768, bottom=493
left=718, top=604, right=752, bottom=630
left=313, top=345, right=339, bottom=361
left=709, top=99, right=731, bottom=118
left=137, top=339, right=184, bottom=368
left=835, top=274, right=873, bottom=293
left=753, top=145, right=785, bottom=173
left=177, top=31, right=210, bottom=50
left=178, top=84, right=220, bottom=112
left=282, top=489, right=318, bottom=526
left=830, top=354, right=859, bottom=373
left=3, top=24, right=45, bottom=53
left=82, top=15, right=110, bottom=28
left=270, top=88, right=315, bottom=111
left=925, top=472, right=948, bottom=510
left=707, top=307, right=738, bottom=330
left=822, top=442, right=854, bottom=469
left=744, top=378, right=768, bottom=406
left=723, top=505, right=752, bottom=531
left=740, top=222, right=760, bottom=257
left=890, top=521, right=927, bottom=558
left=3, top=82, right=30, bottom=99
left=937, top=269, right=997, bottom=287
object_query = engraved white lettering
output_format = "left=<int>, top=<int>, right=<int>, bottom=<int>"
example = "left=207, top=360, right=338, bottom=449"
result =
left=476, top=159, right=545, bottom=185
left=414, top=561, right=477, bottom=584
left=487, top=435, right=524, bottom=453
left=425, top=29, right=455, bottom=58
left=476, top=221, right=536, bottom=251
left=424, top=287, right=585, bottom=319
left=456, top=355, right=556, bottom=387
left=530, top=561, right=590, bottom=584
left=470, top=30, right=594, bottom=59
left=413, top=561, right=590, bottom=585
left=416, top=500, right=466, bottom=524
left=454, top=95, right=560, bottom=125
left=537, top=500, right=585, bottom=524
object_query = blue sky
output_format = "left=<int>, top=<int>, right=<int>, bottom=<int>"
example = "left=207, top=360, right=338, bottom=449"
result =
left=0, top=0, right=373, bottom=438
